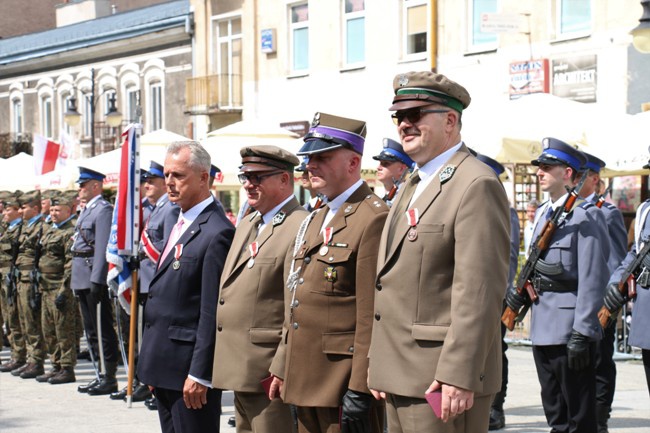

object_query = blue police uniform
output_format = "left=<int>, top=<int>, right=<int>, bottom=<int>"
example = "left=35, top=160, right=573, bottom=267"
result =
left=607, top=150, right=650, bottom=397
left=372, top=138, right=415, bottom=206
left=476, top=153, right=519, bottom=430
left=528, top=139, right=610, bottom=433
left=70, top=167, right=120, bottom=396
left=140, top=162, right=180, bottom=294
left=582, top=152, right=628, bottom=428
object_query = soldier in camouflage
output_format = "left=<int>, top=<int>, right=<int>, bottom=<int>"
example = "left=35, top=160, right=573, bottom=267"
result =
left=37, top=191, right=79, bottom=384
left=0, top=191, right=27, bottom=373
left=12, top=190, right=46, bottom=379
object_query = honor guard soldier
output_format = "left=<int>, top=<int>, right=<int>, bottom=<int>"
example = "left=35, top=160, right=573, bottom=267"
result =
left=368, top=71, right=510, bottom=433
left=37, top=190, right=79, bottom=384
left=40, top=190, right=58, bottom=225
left=213, top=145, right=306, bottom=433
left=0, top=191, right=8, bottom=355
left=71, top=167, right=120, bottom=396
left=11, top=190, right=46, bottom=379
left=604, top=146, right=650, bottom=400
left=476, top=153, right=520, bottom=431
left=579, top=152, right=627, bottom=432
left=269, top=113, right=388, bottom=433
left=508, top=138, right=610, bottom=432
left=0, top=191, right=27, bottom=373
left=372, top=138, right=414, bottom=206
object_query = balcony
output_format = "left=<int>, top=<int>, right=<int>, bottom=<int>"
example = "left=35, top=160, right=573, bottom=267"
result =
left=184, top=74, right=242, bottom=115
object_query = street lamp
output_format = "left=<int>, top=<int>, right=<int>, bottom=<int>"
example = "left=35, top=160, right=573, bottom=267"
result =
left=63, top=68, right=123, bottom=157
left=632, top=0, right=650, bottom=53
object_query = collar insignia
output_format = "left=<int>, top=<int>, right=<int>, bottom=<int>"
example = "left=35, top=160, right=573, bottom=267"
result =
left=272, top=211, right=286, bottom=226
left=439, top=165, right=457, bottom=184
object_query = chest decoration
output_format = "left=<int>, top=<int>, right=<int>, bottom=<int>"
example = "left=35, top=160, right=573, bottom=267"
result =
left=320, top=227, right=334, bottom=256
left=439, top=165, right=457, bottom=184
left=172, top=244, right=183, bottom=270
left=248, top=241, right=259, bottom=269
left=405, top=208, right=420, bottom=242
left=324, top=266, right=337, bottom=282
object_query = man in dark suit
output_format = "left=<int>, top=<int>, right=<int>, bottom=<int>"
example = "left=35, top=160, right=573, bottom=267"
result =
left=137, top=141, right=235, bottom=433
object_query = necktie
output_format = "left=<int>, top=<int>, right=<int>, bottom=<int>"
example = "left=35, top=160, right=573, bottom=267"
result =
left=159, top=219, right=184, bottom=268
left=387, top=171, right=420, bottom=250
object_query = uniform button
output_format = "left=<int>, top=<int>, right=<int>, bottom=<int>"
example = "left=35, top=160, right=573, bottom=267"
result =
left=348, top=346, right=354, bottom=353
left=480, top=374, right=484, bottom=381
left=292, top=300, right=299, bottom=308
left=148, top=294, right=153, bottom=299
left=293, top=322, right=299, bottom=329
left=217, top=324, right=223, bottom=332
left=219, top=298, right=224, bottom=305
left=304, top=256, right=311, bottom=264
left=328, top=257, right=334, bottom=262
left=298, top=278, right=304, bottom=284
left=376, top=283, right=382, bottom=291
left=374, top=313, right=381, bottom=321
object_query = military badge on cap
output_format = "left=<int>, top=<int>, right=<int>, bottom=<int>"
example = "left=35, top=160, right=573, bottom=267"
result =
left=398, top=74, right=409, bottom=87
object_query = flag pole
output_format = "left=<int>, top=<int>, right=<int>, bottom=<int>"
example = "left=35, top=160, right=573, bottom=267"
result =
left=125, top=124, right=141, bottom=408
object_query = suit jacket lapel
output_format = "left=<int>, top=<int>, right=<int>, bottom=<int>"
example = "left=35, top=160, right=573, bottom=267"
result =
left=153, top=201, right=214, bottom=279
left=383, top=147, right=470, bottom=266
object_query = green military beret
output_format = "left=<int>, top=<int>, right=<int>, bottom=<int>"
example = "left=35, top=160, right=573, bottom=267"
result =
left=3, top=191, right=23, bottom=208
left=51, top=190, right=78, bottom=207
left=19, top=190, right=41, bottom=207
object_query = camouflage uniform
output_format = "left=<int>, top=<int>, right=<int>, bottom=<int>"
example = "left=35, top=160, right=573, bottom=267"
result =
left=0, top=195, right=26, bottom=369
left=40, top=210, right=78, bottom=370
left=14, top=192, right=46, bottom=369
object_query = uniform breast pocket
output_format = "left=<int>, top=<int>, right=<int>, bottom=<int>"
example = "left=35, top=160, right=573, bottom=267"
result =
left=78, top=221, right=94, bottom=245
left=544, top=236, right=573, bottom=269
left=314, top=247, right=354, bottom=296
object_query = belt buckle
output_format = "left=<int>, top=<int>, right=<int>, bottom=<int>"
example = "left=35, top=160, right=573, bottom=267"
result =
left=532, top=275, right=543, bottom=293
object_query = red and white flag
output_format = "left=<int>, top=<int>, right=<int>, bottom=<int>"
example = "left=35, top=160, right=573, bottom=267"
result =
left=58, top=130, right=76, bottom=167
left=32, top=134, right=60, bottom=175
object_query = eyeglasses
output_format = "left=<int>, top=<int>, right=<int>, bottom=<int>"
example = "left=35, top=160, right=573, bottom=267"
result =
left=238, top=171, right=283, bottom=186
left=391, top=109, right=449, bottom=125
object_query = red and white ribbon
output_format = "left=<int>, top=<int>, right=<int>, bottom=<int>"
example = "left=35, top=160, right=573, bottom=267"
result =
left=248, top=241, right=259, bottom=259
left=405, top=208, right=419, bottom=227
left=322, top=227, right=334, bottom=246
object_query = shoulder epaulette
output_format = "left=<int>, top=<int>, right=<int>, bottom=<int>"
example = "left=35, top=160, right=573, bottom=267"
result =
left=362, top=194, right=389, bottom=214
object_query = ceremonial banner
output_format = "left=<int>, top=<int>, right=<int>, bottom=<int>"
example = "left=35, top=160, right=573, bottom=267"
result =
left=32, top=134, right=61, bottom=175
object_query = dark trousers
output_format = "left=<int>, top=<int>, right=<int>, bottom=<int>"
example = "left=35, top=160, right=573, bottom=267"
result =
left=493, top=322, right=509, bottom=407
left=76, top=288, right=119, bottom=364
left=533, top=344, right=597, bottom=433
left=595, top=322, right=616, bottom=409
left=643, top=349, right=650, bottom=397
left=155, top=387, right=222, bottom=433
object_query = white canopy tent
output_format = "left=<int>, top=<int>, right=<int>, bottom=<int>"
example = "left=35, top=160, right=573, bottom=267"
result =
left=202, top=120, right=304, bottom=187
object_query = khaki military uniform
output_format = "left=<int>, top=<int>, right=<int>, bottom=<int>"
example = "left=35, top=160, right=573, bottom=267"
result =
left=270, top=183, right=388, bottom=433
left=14, top=216, right=45, bottom=364
left=40, top=216, right=78, bottom=368
left=0, top=220, right=25, bottom=364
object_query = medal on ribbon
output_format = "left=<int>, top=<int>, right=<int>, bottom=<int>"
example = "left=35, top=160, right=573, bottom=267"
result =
left=405, top=208, right=419, bottom=241
left=320, top=227, right=333, bottom=256
left=172, top=244, right=183, bottom=270
left=248, top=241, right=259, bottom=268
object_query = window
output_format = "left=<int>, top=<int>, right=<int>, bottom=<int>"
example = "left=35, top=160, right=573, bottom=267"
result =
left=470, top=0, right=497, bottom=49
left=403, top=0, right=427, bottom=58
left=149, top=81, right=163, bottom=131
left=41, top=95, right=53, bottom=138
left=214, top=16, right=242, bottom=108
left=290, top=3, right=309, bottom=72
left=126, top=85, right=140, bottom=123
left=557, top=0, right=591, bottom=37
left=12, top=98, right=23, bottom=134
left=344, top=0, right=365, bottom=66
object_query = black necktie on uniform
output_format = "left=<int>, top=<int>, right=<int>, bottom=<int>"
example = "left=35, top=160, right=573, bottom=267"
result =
left=387, top=171, right=420, bottom=251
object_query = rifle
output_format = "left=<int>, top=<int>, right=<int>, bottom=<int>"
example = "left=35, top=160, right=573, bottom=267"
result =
left=5, top=223, right=22, bottom=307
left=597, top=238, right=650, bottom=328
left=502, top=170, right=589, bottom=330
left=28, top=226, right=44, bottom=311
left=595, top=184, right=612, bottom=209
left=386, top=168, right=410, bottom=203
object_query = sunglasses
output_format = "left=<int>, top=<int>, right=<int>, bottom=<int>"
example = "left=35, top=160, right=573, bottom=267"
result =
left=391, top=109, right=449, bottom=125
left=238, top=171, right=283, bottom=186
